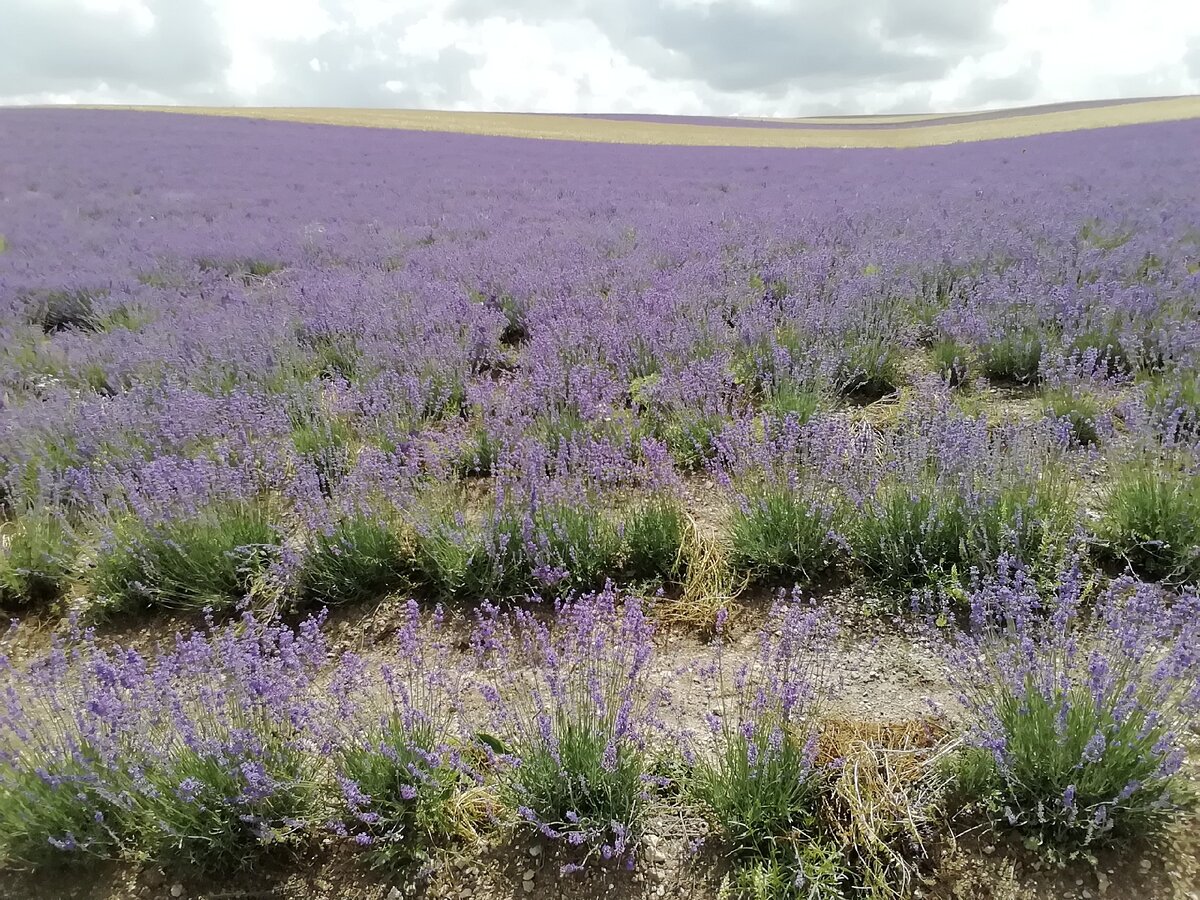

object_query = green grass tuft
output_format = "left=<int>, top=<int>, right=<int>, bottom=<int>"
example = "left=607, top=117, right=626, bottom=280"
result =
left=979, top=331, right=1043, bottom=384
left=1098, top=460, right=1200, bottom=583
left=0, top=511, right=76, bottom=607
left=930, top=338, right=971, bottom=386
left=618, top=497, right=687, bottom=582
left=296, top=516, right=417, bottom=607
left=729, top=489, right=841, bottom=584
left=90, top=502, right=280, bottom=613
left=1044, top=389, right=1103, bottom=447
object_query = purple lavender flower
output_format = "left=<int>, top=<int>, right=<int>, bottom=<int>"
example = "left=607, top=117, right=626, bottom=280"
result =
left=934, top=563, right=1200, bottom=848
left=474, top=587, right=659, bottom=870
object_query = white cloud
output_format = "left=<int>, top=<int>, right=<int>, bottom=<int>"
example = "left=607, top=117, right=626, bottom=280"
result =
left=1, top=0, right=1197, bottom=114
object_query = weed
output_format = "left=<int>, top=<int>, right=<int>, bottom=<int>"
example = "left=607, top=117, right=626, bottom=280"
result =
left=1043, top=389, right=1103, bottom=447
left=0, top=511, right=76, bottom=607
left=930, top=338, right=971, bottom=386
left=979, top=331, right=1042, bottom=384
left=296, top=516, right=417, bottom=607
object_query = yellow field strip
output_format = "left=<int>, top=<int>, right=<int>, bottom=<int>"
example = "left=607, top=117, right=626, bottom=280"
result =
left=81, top=96, right=1200, bottom=148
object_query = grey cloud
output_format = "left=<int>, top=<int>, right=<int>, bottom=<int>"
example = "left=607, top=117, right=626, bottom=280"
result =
left=251, top=10, right=481, bottom=108
left=448, top=0, right=1003, bottom=96
left=4, top=0, right=1181, bottom=115
left=878, top=0, right=1000, bottom=43
left=953, top=59, right=1042, bottom=109
left=0, top=0, right=479, bottom=108
left=1185, top=36, right=1200, bottom=79
left=0, top=0, right=228, bottom=100
left=621, top=2, right=945, bottom=94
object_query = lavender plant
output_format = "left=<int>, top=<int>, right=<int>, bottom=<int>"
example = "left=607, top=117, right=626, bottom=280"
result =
left=939, top=561, right=1200, bottom=852
left=691, top=599, right=835, bottom=855
left=847, top=397, right=1079, bottom=594
left=0, top=613, right=329, bottom=870
left=716, top=415, right=846, bottom=585
left=0, top=626, right=140, bottom=866
left=1043, top=389, right=1105, bottom=448
left=472, top=588, right=660, bottom=870
left=929, top=338, right=971, bottom=387
left=616, top=496, right=687, bottom=583
left=728, top=488, right=843, bottom=585
left=978, top=329, right=1044, bottom=385
left=1141, top=369, right=1200, bottom=443
left=122, top=613, right=329, bottom=870
left=329, top=600, right=469, bottom=867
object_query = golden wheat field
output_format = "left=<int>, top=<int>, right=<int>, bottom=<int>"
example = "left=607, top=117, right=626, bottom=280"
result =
left=87, top=94, right=1200, bottom=147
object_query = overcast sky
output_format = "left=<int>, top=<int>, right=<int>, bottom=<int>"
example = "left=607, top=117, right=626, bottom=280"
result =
left=3, top=0, right=1199, bottom=116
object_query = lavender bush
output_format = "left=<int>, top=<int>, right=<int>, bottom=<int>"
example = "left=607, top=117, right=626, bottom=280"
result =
left=716, top=416, right=846, bottom=584
left=940, top=560, right=1200, bottom=851
left=128, top=613, right=328, bottom=870
left=691, top=598, right=835, bottom=854
left=846, top=394, right=1080, bottom=593
left=329, top=600, right=470, bottom=867
left=0, top=625, right=140, bottom=865
left=0, top=613, right=329, bottom=870
left=294, top=508, right=418, bottom=608
left=472, top=588, right=661, bottom=870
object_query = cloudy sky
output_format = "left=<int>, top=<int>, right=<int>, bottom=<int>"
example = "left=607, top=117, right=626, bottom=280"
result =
left=3, top=0, right=1200, bottom=116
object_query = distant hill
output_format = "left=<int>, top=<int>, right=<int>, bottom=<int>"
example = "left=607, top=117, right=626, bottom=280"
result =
left=81, top=95, right=1200, bottom=148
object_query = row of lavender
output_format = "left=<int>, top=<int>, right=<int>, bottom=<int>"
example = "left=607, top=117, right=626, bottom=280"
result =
left=0, top=379, right=1196, bottom=615
left=2, top=572, right=1197, bottom=888
left=2, top=112, right=1199, bottom=612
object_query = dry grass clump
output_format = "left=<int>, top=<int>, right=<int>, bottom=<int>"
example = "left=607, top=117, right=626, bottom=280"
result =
left=817, top=717, right=957, bottom=899
left=655, top=515, right=747, bottom=634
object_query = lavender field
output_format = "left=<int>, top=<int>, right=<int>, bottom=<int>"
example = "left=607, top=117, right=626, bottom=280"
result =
left=1, top=109, right=1199, bottom=899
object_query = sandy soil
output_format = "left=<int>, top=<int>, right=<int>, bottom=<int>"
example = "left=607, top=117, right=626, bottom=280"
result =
left=2, top=586, right=1197, bottom=900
